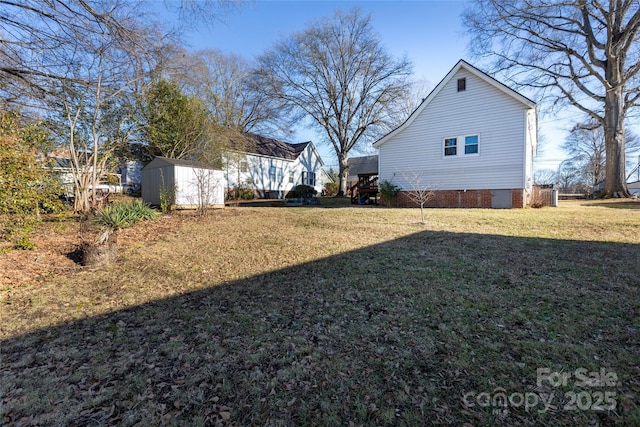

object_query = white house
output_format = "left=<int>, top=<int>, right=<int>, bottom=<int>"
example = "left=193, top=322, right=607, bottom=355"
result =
left=141, top=157, right=224, bottom=209
left=627, top=180, right=640, bottom=198
left=373, top=60, right=537, bottom=208
left=224, top=133, right=325, bottom=198
left=117, top=143, right=153, bottom=193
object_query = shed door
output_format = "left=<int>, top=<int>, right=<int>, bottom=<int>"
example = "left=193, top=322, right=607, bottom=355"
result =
left=491, top=190, right=512, bottom=209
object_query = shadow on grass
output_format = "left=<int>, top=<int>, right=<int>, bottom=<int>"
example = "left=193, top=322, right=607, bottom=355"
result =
left=581, top=200, right=640, bottom=210
left=2, top=231, right=639, bottom=426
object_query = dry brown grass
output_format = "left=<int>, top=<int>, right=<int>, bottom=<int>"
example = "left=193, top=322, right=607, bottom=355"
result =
left=1, top=199, right=639, bottom=426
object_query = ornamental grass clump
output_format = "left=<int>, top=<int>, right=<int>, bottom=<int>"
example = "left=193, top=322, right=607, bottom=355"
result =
left=94, top=201, right=159, bottom=230
left=82, top=201, right=158, bottom=267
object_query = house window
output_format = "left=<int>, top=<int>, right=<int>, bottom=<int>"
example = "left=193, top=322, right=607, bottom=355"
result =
left=301, top=171, right=315, bottom=186
left=239, top=160, right=247, bottom=173
left=444, top=137, right=457, bottom=156
left=444, top=134, right=480, bottom=157
left=276, top=167, right=283, bottom=183
left=269, top=165, right=276, bottom=180
left=289, top=171, right=294, bottom=183
left=457, top=78, right=466, bottom=92
left=465, top=135, right=479, bottom=154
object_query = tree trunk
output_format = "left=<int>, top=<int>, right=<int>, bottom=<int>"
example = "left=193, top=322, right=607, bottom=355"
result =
left=337, top=154, right=349, bottom=196
left=603, top=70, right=630, bottom=197
left=81, top=230, right=117, bottom=267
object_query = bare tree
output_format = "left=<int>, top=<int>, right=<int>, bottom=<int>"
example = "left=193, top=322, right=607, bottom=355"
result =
left=386, top=78, right=432, bottom=132
left=179, top=49, right=289, bottom=136
left=534, top=169, right=557, bottom=186
left=0, top=0, right=149, bottom=105
left=556, top=160, right=584, bottom=193
left=401, top=171, right=435, bottom=224
left=465, top=0, right=640, bottom=197
left=563, top=120, right=639, bottom=189
left=0, top=0, right=167, bottom=213
left=256, top=8, right=413, bottom=195
left=189, top=167, right=223, bottom=216
left=167, top=0, right=243, bottom=26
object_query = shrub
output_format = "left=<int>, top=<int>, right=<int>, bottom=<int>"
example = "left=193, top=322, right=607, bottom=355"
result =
left=239, top=180, right=255, bottom=200
left=159, top=183, right=177, bottom=213
left=379, top=180, right=401, bottom=207
left=292, top=184, right=317, bottom=199
left=530, top=187, right=552, bottom=208
left=324, top=182, right=339, bottom=196
left=0, top=110, right=64, bottom=250
left=95, top=201, right=159, bottom=230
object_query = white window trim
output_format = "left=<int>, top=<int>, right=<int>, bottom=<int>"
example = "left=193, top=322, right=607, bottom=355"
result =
left=442, top=133, right=480, bottom=158
left=443, top=137, right=458, bottom=157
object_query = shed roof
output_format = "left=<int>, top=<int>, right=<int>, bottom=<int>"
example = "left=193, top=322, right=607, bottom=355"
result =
left=348, top=155, right=378, bottom=177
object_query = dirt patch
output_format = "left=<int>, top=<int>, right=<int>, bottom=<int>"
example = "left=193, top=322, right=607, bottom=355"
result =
left=0, top=212, right=200, bottom=288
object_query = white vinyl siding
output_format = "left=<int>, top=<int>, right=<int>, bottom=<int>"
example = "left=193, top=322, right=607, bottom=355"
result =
left=142, top=159, right=224, bottom=208
left=378, top=68, right=533, bottom=191
left=223, top=143, right=324, bottom=196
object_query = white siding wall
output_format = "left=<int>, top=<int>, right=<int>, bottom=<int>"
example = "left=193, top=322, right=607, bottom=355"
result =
left=120, top=160, right=143, bottom=187
left=225, top=153, right=294, bottom=197
left=224, top=144, right=324, bottom=197
left=174, top=166, right=224, bottom=207
left=379, top=69, right=534, bottom=191
left=291, top=145, right=324, bottom=194
left=142, top=161, right=224, bottom=208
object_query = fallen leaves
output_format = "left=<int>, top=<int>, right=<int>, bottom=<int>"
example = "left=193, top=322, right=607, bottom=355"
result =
left=1, top=203, right=639, bottom=425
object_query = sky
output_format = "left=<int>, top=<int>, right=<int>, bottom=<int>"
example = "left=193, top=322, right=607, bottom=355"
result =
left=153, top=0, right=613, bottom=173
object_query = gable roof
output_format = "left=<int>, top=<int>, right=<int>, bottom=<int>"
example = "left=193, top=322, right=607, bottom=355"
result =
left=231, top=132, right=312, bottom=161
left=373, top=60, right=536, bottom=148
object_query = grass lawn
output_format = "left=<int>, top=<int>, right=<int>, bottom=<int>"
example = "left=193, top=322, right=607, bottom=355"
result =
left=1, top=200, right=639, bottom=426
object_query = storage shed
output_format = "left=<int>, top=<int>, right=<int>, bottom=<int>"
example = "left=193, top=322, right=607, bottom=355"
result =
left=142, top=157, right=224, bottom=209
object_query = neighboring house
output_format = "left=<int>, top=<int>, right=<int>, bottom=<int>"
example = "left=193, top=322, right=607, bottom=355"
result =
left=347, top=155, right=378, bottom=188
left=47, top=156, right=75, bottom=196
left=141, top=157, right=224, bottom=209
left=117, top=143, right=153, bottom=192
left=318, top=168, right=335, bottom=192
left=593, top=179, right=640, bottom=197
left=224, top=133, right=325, bottom=198
left=627, top=180, right=640, bottom=197
left=47, top=153, right=123, bottom=195
left=373, top=60, right=538, bottom=208
left=347, top=155, right=379, bottom=204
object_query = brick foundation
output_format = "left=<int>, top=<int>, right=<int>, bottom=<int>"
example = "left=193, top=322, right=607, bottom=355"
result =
left=395, top=189, right=527, bottom=208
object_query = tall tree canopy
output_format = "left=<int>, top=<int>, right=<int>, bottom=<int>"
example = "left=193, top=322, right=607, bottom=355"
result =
left=142, top=79, right=220, bottom=163
left=465, top=0, right=640, bottom=197
left=256, top=8, right=412, bottom=195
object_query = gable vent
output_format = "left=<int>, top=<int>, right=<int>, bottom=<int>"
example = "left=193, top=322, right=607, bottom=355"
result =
left=457, top=78, right=466, bottom=92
